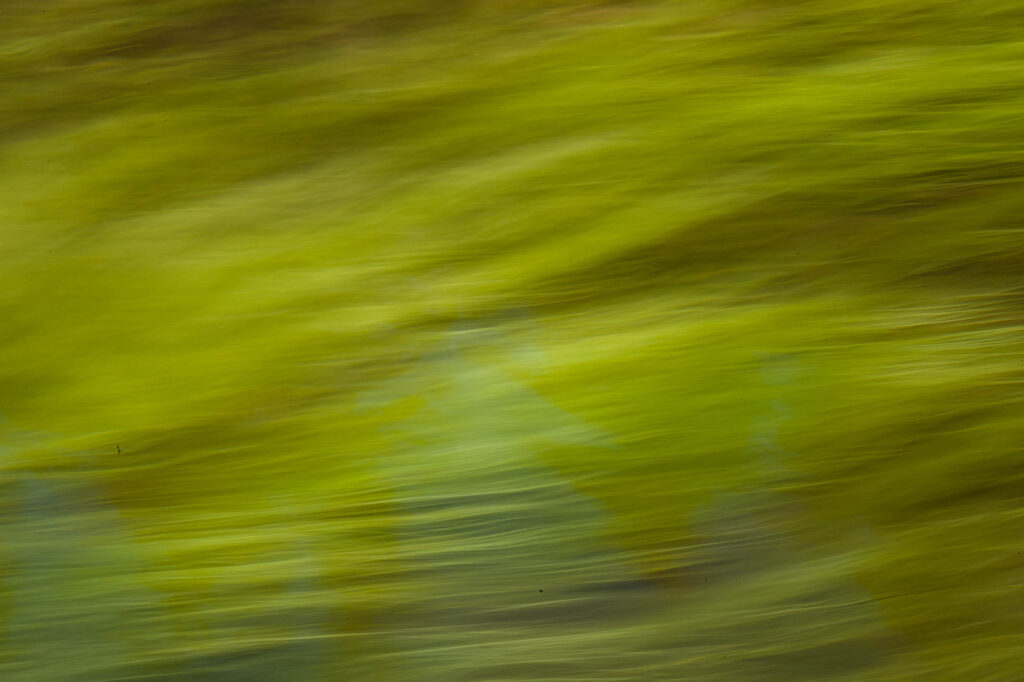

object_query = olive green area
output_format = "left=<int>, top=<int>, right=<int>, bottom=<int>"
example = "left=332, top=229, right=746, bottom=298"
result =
left=3, top=0, right=1024, bottom=679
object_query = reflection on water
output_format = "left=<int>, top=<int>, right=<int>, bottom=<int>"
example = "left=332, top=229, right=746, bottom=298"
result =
left=2, top=332, right=902, bottom=680
left=6, top=476, right=159, bottom=680
left=367, top=322, right=653, bottom=674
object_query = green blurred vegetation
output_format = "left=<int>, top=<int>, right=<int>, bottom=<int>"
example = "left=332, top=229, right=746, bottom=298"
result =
left=2, top=0, right=1024, bottom=679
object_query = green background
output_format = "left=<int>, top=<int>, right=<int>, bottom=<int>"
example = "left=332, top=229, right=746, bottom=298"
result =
left=2, top=1, right=1024, bottom=679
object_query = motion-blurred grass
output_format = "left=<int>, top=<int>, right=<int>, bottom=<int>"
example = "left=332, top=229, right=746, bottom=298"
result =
left=2, top=1, right=1024, bottom=679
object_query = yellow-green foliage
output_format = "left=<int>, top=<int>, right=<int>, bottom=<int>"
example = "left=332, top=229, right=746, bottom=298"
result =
left=3, top=1, right=1024, bottom=679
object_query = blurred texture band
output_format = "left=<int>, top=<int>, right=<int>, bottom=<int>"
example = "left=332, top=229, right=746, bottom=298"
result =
left=2, top=1, right=1024, bottom=680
